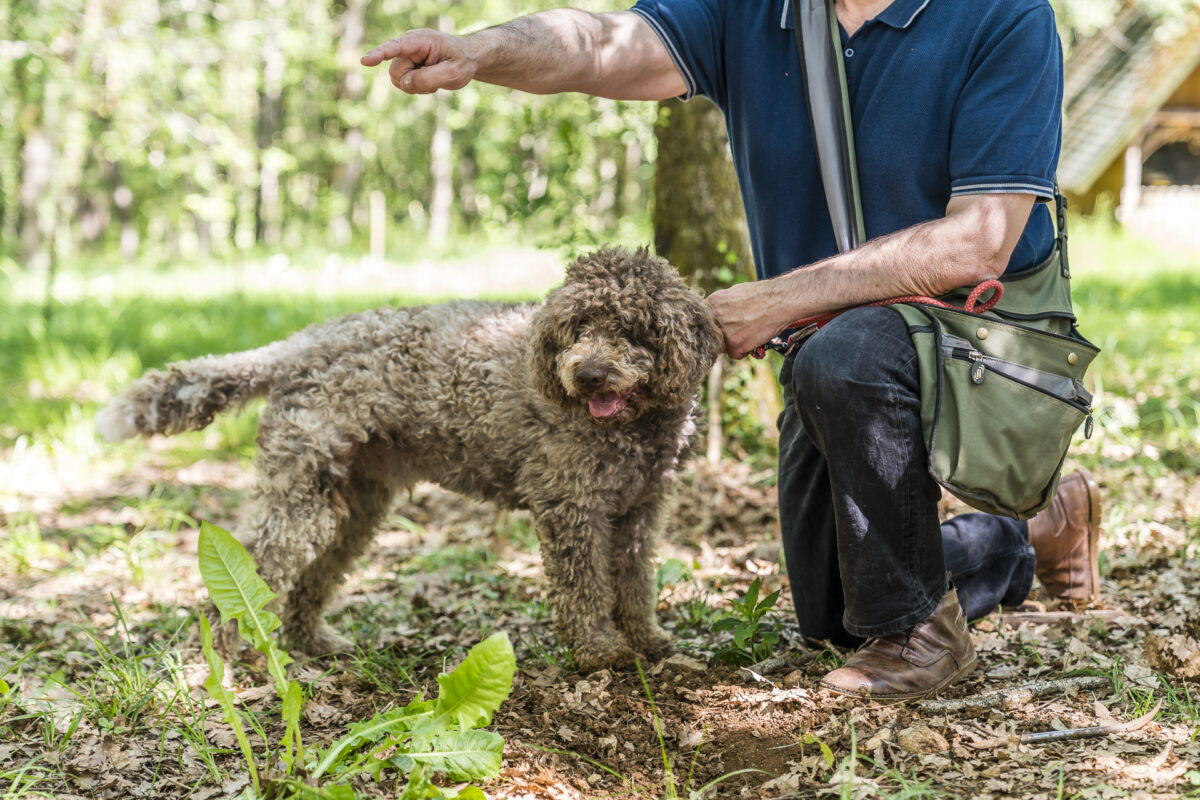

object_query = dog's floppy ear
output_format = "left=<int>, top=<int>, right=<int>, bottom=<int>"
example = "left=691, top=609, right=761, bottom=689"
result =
left=528, top=287, right=575, bottom=406
left=651, top=281, right=724, bottom=408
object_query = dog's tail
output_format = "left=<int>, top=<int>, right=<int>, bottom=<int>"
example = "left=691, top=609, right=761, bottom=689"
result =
left=96, top=341, right=290, bottom=441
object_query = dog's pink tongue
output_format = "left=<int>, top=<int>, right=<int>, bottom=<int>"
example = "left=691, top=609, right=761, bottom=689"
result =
left=588, top=392, right=627, bottom=419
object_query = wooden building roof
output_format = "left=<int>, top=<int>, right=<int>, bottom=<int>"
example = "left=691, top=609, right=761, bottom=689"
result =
left=1060, top=7, right=1200, bottom=194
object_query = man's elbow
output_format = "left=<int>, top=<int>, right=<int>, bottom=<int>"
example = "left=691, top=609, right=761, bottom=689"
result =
left=960, top=200, right=1024, bottom=282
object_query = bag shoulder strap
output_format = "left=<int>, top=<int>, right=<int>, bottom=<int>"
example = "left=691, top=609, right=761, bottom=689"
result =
left=790, top=0, right=864, bottom=252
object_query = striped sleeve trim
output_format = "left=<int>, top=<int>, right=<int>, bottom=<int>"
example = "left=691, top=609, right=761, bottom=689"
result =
left=951, top=176, right=1054, bottom=200
left=630, top=7, right=697, bottom=100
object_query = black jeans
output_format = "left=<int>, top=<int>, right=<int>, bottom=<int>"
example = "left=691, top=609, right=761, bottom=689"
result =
left=777, top=306, right=1035, bottom=647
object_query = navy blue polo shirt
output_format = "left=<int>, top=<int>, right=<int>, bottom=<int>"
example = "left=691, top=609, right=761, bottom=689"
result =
left=631, top=0, right=1063, bottom=279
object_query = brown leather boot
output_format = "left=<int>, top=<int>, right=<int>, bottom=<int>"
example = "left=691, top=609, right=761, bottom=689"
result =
left=819, top=588, right=976, bottom=700
left=1026, top=470, right=1102, bottom=603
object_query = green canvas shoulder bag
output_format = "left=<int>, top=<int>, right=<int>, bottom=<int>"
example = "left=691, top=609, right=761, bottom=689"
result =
left=786, top=0, right=1099, bottom=519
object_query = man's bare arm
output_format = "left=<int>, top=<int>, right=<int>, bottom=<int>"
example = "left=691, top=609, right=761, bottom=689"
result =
left=707, top=193, right=1037, bottom=358
left=361, top=10, right=687, bottom=101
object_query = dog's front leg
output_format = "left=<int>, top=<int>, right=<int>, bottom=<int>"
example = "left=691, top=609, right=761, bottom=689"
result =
left=532, top=503, right=637, bottom=673
left=612, top=500, right=674, bottom=663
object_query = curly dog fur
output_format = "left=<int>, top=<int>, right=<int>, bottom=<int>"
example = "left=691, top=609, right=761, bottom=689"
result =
left=98, top=246, right=722, bottom=672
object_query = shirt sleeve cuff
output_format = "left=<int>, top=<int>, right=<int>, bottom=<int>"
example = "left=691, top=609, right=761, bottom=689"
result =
left=630, top=7, right=698, bottom=100
left=950, top=175, right=1055, bottom=202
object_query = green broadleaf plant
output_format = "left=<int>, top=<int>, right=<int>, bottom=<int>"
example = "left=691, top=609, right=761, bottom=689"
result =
left=315, top=633, right=516, bottom=790
left=198, top=521, right=303, bottom=769
left=407, top=729, right=505, bottom=781
left=711, top=577, right=781, bottom=667
left=196, top=521, right=516, bottom=799
left=199, top=615, right=260, bottom=793
left=310, top=703, right=435, bottom=780
left=427, top=632, right=517, bottom=731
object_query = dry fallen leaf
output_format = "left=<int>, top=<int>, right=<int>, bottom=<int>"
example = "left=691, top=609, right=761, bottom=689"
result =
left=897, top=725, right=949, bottom=754
left=863, top=727, right=893, bottom=751
left=662, top=653, right=709, bottom=674
left=1142, top=632, right=1200, bottom=678
left=1094, top=700, right=1117, bottom=725
left=1123, top=663, right=1158, bottom=688
left=303, top=699, right=347, bottom=726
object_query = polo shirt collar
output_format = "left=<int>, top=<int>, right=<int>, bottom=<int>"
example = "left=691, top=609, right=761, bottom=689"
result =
left=780, top=0, right=933, bottom=31
left=874, top=0, right=933, bottom=29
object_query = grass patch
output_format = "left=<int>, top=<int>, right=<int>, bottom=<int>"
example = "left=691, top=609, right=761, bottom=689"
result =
left=1070, top=215, right=1200, bottom=462
left=1062, top=216, right=1200, bottom=560
left=0, top=246, right=555, bottom=471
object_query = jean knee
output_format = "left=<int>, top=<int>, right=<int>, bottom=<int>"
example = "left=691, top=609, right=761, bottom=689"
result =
left=791, top=339, right=845, bottom=411
left=791, top=307, right=909, bottom=403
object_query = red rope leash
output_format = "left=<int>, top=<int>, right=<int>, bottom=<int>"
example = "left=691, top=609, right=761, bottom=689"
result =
left=751, top=279, right=1005, bottom=358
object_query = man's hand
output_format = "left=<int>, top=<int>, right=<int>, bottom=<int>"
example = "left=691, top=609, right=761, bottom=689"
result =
left=707, top=282, right=797, bottom=360
left=361, top=30, right=476, bottom=95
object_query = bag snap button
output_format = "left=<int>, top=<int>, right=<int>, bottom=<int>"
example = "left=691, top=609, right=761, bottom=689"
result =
left=976, top=327, right=989, bottom=340
left=1068, top=352, right=1078, bottom=365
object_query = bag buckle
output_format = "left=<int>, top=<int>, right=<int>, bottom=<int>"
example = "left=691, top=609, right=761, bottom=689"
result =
left=1055, top=184, right=1071, bottom=279
left=756, top=324, right=820, bottom=358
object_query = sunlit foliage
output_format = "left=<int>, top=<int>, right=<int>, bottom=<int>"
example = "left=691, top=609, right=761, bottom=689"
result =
left=0, top=0, right=653, bottom=269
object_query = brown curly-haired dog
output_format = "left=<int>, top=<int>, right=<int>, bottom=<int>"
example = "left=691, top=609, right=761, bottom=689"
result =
left=97, top=247, right=722, bottom=672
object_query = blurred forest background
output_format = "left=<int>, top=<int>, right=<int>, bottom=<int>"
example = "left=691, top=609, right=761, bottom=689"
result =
left=1, top=0, right=661, bottom=275
left=2, top=0, right=1195, bottom=277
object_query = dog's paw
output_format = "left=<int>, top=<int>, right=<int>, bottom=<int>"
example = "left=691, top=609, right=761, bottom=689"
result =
left=572, top=639, right=639, bottom=674
left=618, top=618, right=675, bottom=663
left=632, top=629, right=675, bottom=663
left=290, top=623, right=354, bottom=656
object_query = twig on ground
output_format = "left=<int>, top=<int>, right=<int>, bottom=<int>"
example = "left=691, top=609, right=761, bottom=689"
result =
left=997, top=609, right=1143, bottom=627
left=965, top=699, right=1162, bottom=749
left=740, top=650, right=822, bottom=681
left=920, top=674, right=1112, bottom=714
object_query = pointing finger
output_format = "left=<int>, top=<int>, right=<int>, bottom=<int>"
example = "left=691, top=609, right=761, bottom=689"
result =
left=362, top=33, right=431, bottom=67
left=361, top=39, right=404, bottom=66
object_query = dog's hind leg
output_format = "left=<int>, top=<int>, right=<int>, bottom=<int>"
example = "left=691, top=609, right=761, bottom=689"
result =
left=283, top=464, right=395, bottom=654
left=611, top=500, right=674, bottom=662
left=241, top=483, right=343, bottom=654
left=532, top=503, right=638, bottom=673
left=239, top=403, right=365, bottom=655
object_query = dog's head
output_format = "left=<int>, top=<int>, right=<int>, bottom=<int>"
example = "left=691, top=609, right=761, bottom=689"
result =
left=529, top=246, right=722, bottom=426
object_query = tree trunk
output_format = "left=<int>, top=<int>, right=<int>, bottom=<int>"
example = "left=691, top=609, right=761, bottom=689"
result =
left=331, top=0, right=368, bottom=247
left=428, top=98, right=453, bottom=248
left=427, top=15, right=454, bottom=249
left=651, top=97, right=751, bottom=293
left=113, top=165, right=138, bottom=260
left=652, top=97, right=761, bottom=458
left=52, top=0, right=104, bottom=259
left=618, top=137, right=643, bottom=220
left=18, top=128, right=53, bottom=271
left=255, top=9, right=285, bottom=246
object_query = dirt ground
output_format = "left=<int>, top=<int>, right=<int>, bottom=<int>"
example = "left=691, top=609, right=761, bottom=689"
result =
left=3, top=453, right=1200, bottom=799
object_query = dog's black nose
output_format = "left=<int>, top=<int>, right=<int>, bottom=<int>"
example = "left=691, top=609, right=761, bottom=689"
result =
left=577, top=367, right=609, bottom=390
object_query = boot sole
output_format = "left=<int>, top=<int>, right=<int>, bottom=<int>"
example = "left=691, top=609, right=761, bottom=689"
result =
left=820, top=652, right=979, bottom=702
